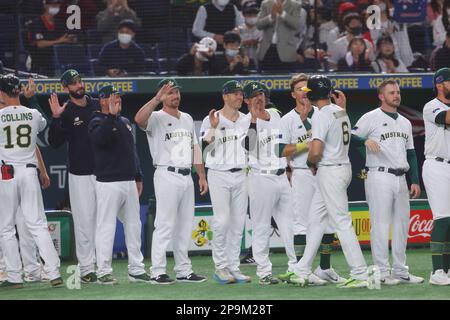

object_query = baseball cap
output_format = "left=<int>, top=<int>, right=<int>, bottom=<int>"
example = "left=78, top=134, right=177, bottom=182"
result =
left=434, top=68, right=450, bottom=85
left=0, top=74, right=22, bottom=95
left=157, top=78, right=181, bottom=90
left=118, top=19, right=137, bottom=32
left=338, top=2, right=357, bottom=16
left=242, top=1, right=259, bottom=14
left=60, top=69, right=81, bottom=86
left=98, top=85, right=122, bottom=99
left=222, top=80, right=243, bottom=94
left=243, top=81, right=265, bottom=99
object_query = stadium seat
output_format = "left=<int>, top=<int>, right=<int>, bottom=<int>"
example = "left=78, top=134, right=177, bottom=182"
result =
left=53, top=44, right=93, bottom=77
left=156, top=42, right=190, bottom=75
left=141, top=43, right=159, bottom=75
left=87, top=44, right=104, bottom=76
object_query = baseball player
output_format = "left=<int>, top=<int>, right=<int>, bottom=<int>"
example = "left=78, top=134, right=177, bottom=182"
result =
left=352, top=79, right=424, bottom=285
left=0, top=248, right=6, bottom=282
left=278, top=73, right=346, bottom=285
left=200, top=80, right=251, bottom=284
left=0, top=74, right=62, bottom=288
left=422, top=67, right=450, bottom=285
left=88, top=85, right=148, bottom=284
left=48, top=69, right=100, bottom=284
left=243, top=81, right=296, bottom=285
left=288, top=75, right=368, bottom=288
left=135, top=78, right=208, bottom=284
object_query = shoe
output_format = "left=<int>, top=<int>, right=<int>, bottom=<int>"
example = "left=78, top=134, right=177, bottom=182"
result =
left=97, top=274, right=118, bottom=285
left=380, top=277, right=400, bottom=285
left=307, top=273, right=328, bottom=286
left=240, top=255, right=256, bottom=265
left=128, top=272, right=151, bottom=283
left=229, top=270, right=251, bottom=283
left=213, top=268, right=235, bottom=284
left=430, top=270, right=450, bottom=286
left=23, top=274, right=42, bottom=283
left=80, top=272, right=97, bottom=284
left=394, top=274, right=424, bottom=284
left=150, top=274, right=176, bottom=285
left=176, top=273, right=207, bottom=283
left=0, top=281, right=23, bottom=289
left=287, top=274, right=308, bottom=287
left=0, top=271, right=7, bottom=282
left=314, top=266, right=347, bottom=284
left=276, top=271, right=294, bottom=283
left=50, top=277, right=64, bottom=288
left=337, top=278, right=368, bottom=289
left=258, top=275, right=279, bottom=285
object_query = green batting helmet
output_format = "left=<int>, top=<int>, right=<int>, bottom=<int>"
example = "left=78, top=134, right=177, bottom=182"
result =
left=302, top=75, right=333, bottom=101
left=0, top=74, right=22, bottom=96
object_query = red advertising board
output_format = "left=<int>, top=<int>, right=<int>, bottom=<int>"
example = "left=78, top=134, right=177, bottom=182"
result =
left=408, top=209, right=433, bottom=243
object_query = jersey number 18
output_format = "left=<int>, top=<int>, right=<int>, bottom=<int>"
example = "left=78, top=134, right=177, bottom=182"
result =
left=3, top=125, right=32, bottom=148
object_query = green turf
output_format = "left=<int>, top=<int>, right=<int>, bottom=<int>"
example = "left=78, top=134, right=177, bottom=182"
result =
left=1, top=248, right=448, bottom=300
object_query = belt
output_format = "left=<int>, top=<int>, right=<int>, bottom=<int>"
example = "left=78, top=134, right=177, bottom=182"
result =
left=229, top=168, right=243, bottom=173
left=369, top=167, right=406, bottom=176
left=26, top=164, right=37, bottom=168
left=167, top=166, right=191, bottom=176
left=435, top=157, right=450, bottom=164
left=259, top=168, right=286, bottom=176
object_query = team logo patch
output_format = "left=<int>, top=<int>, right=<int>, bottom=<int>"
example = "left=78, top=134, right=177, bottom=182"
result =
left=358, top=168, right=368, bottom=180
left=73, top=117, right=83, bottom=126
left=191, top=219, right=212, bottom=247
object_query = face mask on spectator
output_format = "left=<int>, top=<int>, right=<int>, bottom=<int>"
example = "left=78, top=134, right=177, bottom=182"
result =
left=118, top=33, right=132, bottom=45
left=349, top=26, right=362, bottom=36
left=48, top=7, right=60, bottom=16
left=389, top=8, right=394, bottom=16
left=378, top=2, right=386, bottom=11
left=195, top=52, right=209, bottom=62
left=245, top=17, right=258, bottom=26
left=216, top=0, right=229, bottom=6
left=226, top=49, right=239, bottom=57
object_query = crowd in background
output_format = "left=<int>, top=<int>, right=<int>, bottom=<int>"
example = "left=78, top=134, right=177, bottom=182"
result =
left=0, top=0, right=449, bottom=77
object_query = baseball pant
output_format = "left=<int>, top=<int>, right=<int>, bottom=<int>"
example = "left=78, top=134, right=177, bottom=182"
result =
left=0, top=246, right=5, bottom=272
left=365, top=171, right=410, bottom=278
left=422, top=159, right=450, bottom=220
left=151, top=168, right=194, bottom=278
left=69, top=173, right=97, bottom=277
left=316, top=165, right=367, bottom=280
left=208, top=169, right=248, bottom=272
left=16, top=208, right=41, bottom=278
left=95, top=180, right=145, bottom=278
left=0, top=165, right=60, bottom=283
left=248, top=171, right=296, bottom=278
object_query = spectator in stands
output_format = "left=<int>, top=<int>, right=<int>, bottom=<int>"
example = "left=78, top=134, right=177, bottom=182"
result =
left=371, top=36, right=409, bottom=73
left=27, top=0, right=77, bottom=76
left=432, top=28, right=450, bottom=70
left=98, top=19, right=145, bottom=77
left=176, top=37, right=217, bottom=76
left=327, top=1, right=358, bottom=47
left=369, top=0, right=414, bottom=67
left=433, top=0, right=450, bottom=46
left=96, top=0, right=141, bottom=44
left=235, top=0, right=262, bottom=69
left=337, top=37, right=374, bottom=72
left=327, top=13, right=374, bottom=70
left=210, top=31, right=250, bottom=75
left=192, top=0, right=244, bottom=47
left=427, top=0, right=443, bottom=25
left=256, top=0, right=307, bottom=72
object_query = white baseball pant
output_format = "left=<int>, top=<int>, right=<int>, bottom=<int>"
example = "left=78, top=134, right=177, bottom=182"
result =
left=422, top=159, right=450, bottom=220
left=16, top=208, right=41, bottom=278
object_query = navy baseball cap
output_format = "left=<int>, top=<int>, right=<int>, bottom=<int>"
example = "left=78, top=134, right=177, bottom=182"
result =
left=98, top=85, right=122, bottom=99
left=434, top=68, right=450, bottom=85
left=0, top=74, right=22, bottom=95
left=243, top=81, right=265, bottom=99
left=60, top=69, right=81, bottom=86
left=222, top=80, right=243, bottom=94
left=157, top=78, right=181, bottom=90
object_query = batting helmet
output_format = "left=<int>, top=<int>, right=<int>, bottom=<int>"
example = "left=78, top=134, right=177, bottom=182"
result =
left=0, top=74, right=22, bottom=96
left=302, top=75, right=332, bottom=101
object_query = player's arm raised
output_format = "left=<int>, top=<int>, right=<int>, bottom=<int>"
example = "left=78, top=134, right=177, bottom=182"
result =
left=202, top=109, right=219, bottom=144
left=48, top=93, right=69, bottom=148
left=134, top=83, right=172, bottom=129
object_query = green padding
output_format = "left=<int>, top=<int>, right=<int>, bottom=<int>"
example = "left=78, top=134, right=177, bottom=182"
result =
left=320, top=244, right=333, bottom=254
left=294, top=234, right=306, bottom=245
left=443, top=242, right=450, bottom=254
left=295, top=245, right=306, bottom=256
left=430, top=242, right=445, bottom=254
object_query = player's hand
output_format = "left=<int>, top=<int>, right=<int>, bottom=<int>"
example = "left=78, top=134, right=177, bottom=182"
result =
left=48, top=93, right=68, bottom=118
left=333, top=90, right=347, bottom=110
left=136, top=181, right=143, bottom=197
left=57, top=33, right=73, bottom=44
left=23, top=77, right=36, bottom=99
left=109, top=94, right=121, bottom=115
left=155, top=83, right=173, bottom=103
left=209, top=109, right=219, bottom=129
left=199, top=178, right=208, bottom=196
left=39, top=171, right=51, bottom=189
left=410, top=184, right=421, bottom=199
left=364, top=139, right=380, bottom=153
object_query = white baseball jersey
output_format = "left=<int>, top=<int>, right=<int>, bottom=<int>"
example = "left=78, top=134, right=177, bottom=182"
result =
left=423, top=98, right=450, bottom=159
left=248, top=109, right=288, bottom=170
left=281, top=106, right=318, bottom=169
left=199, top=111, right=250, bottom=170
left=0, top=105, right=46, bottom=165
left=144, top=110, right=198, bottom=168
left=352, top=108, right=414, bottom=169
left=311, top=103, right=350, bottom=166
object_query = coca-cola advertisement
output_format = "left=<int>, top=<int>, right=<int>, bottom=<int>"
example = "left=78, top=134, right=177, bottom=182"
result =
left=408, top=210, right=433, bottom=243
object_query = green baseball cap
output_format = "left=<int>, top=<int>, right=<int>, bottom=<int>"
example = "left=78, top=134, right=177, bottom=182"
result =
left=243, top=81, right=265, bottom=99
left=157, top=78, right=181, bottom=90
left=98, top=85, right=122, bottom=99
left=222, top=80, right=243, bottom=94
left=434, top=68, right=450, bottom=85
left=60, top=69, right=81, bottom=86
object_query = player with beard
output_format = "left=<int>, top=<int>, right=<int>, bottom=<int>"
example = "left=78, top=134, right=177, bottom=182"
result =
left=48, top=69, right=101, bottom=284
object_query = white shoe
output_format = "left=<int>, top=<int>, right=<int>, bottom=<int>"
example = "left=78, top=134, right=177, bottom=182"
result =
left=380, top=276, right=400, bottom=285
left=314, top=266, right=347, bottom=284
left=229, top=270, right=251, bottom=283
left=0, top=271, right=7, bottom=282
left=307, top=273, right=328, bottom=286
left=23, top=273, right=42, bottom=283
left=430, top=270, right=450, bottom=286
left=395, top=273, right=424, bottom=284
left=213, top=268, right=235, bottom=284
